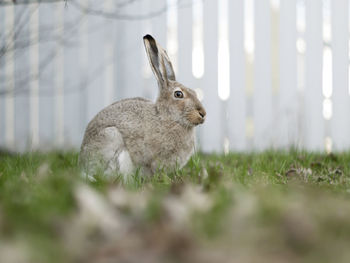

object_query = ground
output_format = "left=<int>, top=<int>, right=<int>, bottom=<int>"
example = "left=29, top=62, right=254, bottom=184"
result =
left=0, top=150, right=350, bottom=263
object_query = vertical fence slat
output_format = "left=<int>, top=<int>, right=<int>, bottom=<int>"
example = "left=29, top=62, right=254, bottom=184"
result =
left=114, top=5, right=123, bottom=102
left=115, top=2, right=142, bottom=100
left=331, top=0, right=350, bottom=151
left=228, top=0, right=246, bottom=151
left=54, top=3, right=64, bottom=147
left=29, top=4, right=39, bottom=150
left=177, top=1, right=193, bottom=84
left=79, top=0, right=89, bottom=142
left=4, top=5, right=15, bottom=149
left=150, top=0, right=167, bottom=45
left=63, top=2, right=82, bottom=148
left=279, top=0, right=298, bottom=148
left=14, top=5, right=30, bottom=151
left=0, top=7, right=5, bottom=148
left=201, top=0, right=221, bottom=152
left=38, top=4, right=55, bottom=150
left=103, top=0, right=115, bottom=107
left=304, top=0, right=323, bottom=150
left=253, top=0, right=272, bottom=150
left=85, top=0, right=105, bottom=123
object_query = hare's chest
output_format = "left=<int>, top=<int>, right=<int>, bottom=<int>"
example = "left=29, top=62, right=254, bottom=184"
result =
left=149, top=128, right=195, bottom=170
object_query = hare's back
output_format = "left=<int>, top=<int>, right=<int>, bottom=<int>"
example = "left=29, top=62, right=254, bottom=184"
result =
left=103, top=97, right=155, bottom=129
left=83, top=97, right=155, bottom=144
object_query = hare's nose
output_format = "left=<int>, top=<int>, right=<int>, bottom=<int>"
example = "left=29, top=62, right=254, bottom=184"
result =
left=198, top=108, right=206, bottom=118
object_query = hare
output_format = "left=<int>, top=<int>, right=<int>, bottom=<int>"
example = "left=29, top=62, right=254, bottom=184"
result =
left=79, top=35, right=206, bottom=180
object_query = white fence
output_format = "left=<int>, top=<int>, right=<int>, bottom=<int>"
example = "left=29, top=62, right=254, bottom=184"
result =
left=0, top=0, right=350, bottom=153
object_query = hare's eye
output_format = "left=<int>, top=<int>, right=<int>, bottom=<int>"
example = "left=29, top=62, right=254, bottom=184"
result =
left=174, top=90, right=184, bottom=98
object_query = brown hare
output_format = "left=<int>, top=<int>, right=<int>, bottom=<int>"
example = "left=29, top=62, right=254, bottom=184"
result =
left=79, top=35, right=206, bottom=180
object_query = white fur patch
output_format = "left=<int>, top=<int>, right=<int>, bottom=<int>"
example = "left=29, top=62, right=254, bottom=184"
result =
left=118, top=150, right=134, bottom=181
left=85, top=126, right=135, bottom=181
left=101, top=127, right=124, bottom=166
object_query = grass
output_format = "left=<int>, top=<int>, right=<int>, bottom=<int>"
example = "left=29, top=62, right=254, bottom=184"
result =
left=1, top=150, right=350, bottom=263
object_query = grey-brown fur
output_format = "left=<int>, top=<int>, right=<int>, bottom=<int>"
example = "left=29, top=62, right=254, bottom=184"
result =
left=79, top=35, right=206, bottom=178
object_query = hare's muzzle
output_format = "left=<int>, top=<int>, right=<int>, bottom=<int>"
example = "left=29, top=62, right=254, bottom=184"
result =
left=197, top=107, right=206, bottom=124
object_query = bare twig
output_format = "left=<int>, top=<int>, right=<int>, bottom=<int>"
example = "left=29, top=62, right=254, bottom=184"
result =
left=0, top=0, right=64, bottom=6
left=68, top=0, right=168, bottom=21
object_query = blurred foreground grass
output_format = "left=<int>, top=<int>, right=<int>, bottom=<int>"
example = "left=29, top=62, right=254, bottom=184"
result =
left=1, top=150, right=350, bottom=263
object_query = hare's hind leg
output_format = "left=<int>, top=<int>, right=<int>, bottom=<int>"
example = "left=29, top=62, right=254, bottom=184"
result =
left=100, top=127, right=135, bottom=180
left=81, top=127, right=134, bottom=180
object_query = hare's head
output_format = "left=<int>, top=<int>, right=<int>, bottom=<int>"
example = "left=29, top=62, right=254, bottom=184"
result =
left=143, top=34, right=206, bottom=127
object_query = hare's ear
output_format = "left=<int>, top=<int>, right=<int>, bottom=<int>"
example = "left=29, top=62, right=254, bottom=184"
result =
left=161, top=49, right=176, bottom=81
left=143, top=35, right=176, bottom=88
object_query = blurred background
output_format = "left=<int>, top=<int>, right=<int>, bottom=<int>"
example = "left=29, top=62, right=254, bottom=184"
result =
left=0, top=0, right=349, bottom=153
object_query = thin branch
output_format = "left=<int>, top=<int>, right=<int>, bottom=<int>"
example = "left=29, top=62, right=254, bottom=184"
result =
left=116, top=0, right=138, bottom=9
left=0, top=0, right=64, bottom=6
left=69, top=0, right=168, bottom=21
